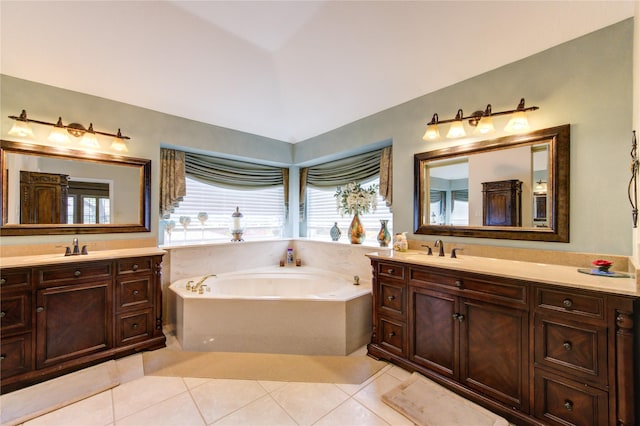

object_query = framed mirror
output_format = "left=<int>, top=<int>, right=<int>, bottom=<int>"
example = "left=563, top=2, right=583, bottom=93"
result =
left=414, top=124, right=569, bottom=242
left=1, top=140, right=151, bottom=236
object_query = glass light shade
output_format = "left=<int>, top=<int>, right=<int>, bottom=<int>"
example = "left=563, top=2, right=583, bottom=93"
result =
left=422, top=124, right=440, bottom=140
left=80, top=132, right=100, bottom=148
left=110, top=138, right=128, bottom=152
left=474, top=116, right=495, bottom=134
left=446, top=121, right=466, bottom=138
left=8, top=120, right=34, bottom=138
left=48, top=127, right=71, bottom=144
left=504, top=111, right=530, bottom=132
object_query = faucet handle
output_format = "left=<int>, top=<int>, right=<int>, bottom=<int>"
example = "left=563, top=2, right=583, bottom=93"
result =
left=421, top=244, right=433, bottom=255
left=451, top=248, right=464, bottom=258
left=81, top=245, right=88, bottom=255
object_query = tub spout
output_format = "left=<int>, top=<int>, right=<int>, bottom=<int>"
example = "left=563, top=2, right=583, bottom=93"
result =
left=193, top=274, right=216, bottom=292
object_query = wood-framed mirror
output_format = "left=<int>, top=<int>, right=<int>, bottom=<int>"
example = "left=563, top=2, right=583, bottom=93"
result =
left=414, top=124, right=569, bottom=242
left=1, top=140, right=151, bottom=236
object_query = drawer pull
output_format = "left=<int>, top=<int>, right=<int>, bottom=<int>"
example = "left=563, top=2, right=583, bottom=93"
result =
left=564, top=400, right=573, bottom=411
left=455, top=280, right=462, bottom=288
left=386, top=269, right=394, bottom=274
left=562, top=298, right=573, bottom=308
left=0, top=278, right=6, bottom=285
left=387, top=295, right=395, bottom=301
left=132, top=323, right=139, bottom=330
left=0, top=311, right=5, bottom=318
left=133, top=290, right=140, bottom=295
left=388, top=331, right=396, bottom=338
left=36, top=307, right=44, bottom=313
left=132, top=264, right=139, bottom=271
left=74, top=270, right=82, bottom=277
left=0, top=355, right=5, bottom=361
left=563, top=341, right=572, bottom=351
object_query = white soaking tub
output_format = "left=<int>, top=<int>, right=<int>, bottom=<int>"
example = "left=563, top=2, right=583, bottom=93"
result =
left=170, top=266, right=372, bottom=355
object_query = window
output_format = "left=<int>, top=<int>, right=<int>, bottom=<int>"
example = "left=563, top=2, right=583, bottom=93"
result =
left=306, top=177, right=392, bottom=244
left=165, top=177, right=285, bottom=243
left=67, top=181, right=111, bottom=224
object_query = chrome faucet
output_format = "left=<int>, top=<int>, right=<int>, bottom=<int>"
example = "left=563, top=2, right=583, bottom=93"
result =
left=192, top=274, right=216, bottom=292
left=434, top=239, right=445, bottom=257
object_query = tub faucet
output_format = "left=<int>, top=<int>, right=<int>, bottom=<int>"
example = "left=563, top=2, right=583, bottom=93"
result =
left=434, top=239, right=445, bottom=257
left=193, top=274, right=216, bottom=292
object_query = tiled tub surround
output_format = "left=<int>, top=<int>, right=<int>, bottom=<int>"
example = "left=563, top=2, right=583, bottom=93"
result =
left=171, top=266, right=372, bottom=355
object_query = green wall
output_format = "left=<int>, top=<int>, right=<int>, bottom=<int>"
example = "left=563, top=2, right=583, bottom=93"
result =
left=1, top=19, right=634, bottom=255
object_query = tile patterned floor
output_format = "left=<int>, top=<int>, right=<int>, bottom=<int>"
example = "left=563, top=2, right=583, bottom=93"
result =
left=14, top=333, right=417, bottom=426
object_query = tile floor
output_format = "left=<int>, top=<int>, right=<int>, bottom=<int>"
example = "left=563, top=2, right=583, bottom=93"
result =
left=14, top=332, right=418, bottom=426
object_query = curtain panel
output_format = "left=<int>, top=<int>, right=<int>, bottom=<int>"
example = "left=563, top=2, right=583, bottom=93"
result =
left=184, top=153, right=285, bottom=189
left=379, top=146, right=393, bottom=208
left=159, top=149, right=186, bottom=219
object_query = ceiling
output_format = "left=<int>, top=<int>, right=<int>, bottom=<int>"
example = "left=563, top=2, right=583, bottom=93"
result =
left=0, top=1, right=635, bottom=143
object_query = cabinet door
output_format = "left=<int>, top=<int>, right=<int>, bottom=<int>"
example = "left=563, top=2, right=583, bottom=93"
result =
left=460, top=299, right=529, bottom=412
left=36, top=280, right=112, bottom=368
left=410, top=286, right=458, bottom=379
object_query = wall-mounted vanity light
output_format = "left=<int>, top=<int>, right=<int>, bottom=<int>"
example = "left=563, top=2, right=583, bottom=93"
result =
left=422, top=98, right=539, bottom=141
left=7, top=109, right=131, bottom=152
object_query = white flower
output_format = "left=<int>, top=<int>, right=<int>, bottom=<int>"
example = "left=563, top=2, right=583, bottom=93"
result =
left=334, top=181, right=379, bottom=216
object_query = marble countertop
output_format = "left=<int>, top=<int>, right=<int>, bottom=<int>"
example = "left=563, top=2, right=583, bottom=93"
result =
left=0, top=247, right=166, bottom=268
left=366, top=250, right=640, bottom=297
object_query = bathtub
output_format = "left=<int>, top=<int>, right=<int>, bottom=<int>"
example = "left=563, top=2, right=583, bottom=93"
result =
left=170, top=266, right=372, bottom=355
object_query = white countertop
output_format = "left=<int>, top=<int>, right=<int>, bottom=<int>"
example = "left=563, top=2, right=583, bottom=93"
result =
left=0, top=247, right=166, bottom=268
left=366, top=250, right=640, bottom=297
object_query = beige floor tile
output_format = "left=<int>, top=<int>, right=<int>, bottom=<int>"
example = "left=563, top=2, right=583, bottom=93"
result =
left=270, top=382, right=350, bottom=426
left=335, top=363, right=394, bottom=396
left=385, top=365, right=412, bottom=382
left=116, top=391, right=204, bottom=426
left=313, top=398, right=391, bottom=426
left=189, top=379, right=267, bottom=424
left=353, top=373, right=414, bottom=426
left=115, top=354, right=144, bottom=384
left=23, top=390, right=113, bottom=426
left=257, top=380, right=288, bottom=393
left=112, top=376, right=187, bottom=420
left=183, top=377, right=212, bottom=389
left=212, top=394, right=297, bottom=426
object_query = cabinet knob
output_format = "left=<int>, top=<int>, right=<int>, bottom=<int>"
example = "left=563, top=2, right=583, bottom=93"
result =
left=562, top=298, right=573, bottom=308
left=387, top=295, right=395, bottom=301
left=564, top=400, right=573, bottom=411
left=455, top=280, right=462, bottom=288
left=133, top=290, right=140, bottom=296
left=456, top=314, right=465, bottom=322
left=0, top=278, right=6, bottom=285
left=132, top=323, right=139, bottom=330
left=563, top=341, right=572, bottom=351
left=36, top=307, right=44, bottom=313
left=0, top=311, right=5, bottom=318
left=452, top=313, right=459, bottom=320
left=0, top=355, right=5, bottom=361
left=74, top=270, right=81, bottom=277
left=132, top=264, right=139, bottom=271
left=387, top=269, right=394, bottom=274
left=388, top=331, right=395, bottom=338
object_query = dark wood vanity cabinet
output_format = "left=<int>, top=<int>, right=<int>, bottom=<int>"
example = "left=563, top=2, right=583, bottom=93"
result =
left=368, top=258, right=639, bottom=426
left=0, top=254, right=165, bottom=394
left=482, top=179, right=522, bottom=226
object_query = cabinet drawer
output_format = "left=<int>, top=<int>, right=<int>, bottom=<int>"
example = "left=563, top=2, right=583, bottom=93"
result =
left=379, top=281, right=405, bottom=317
left=117, top=257, right=153, bottom=275
left=116, top=276, right=153, bottom=311
left=537, top=288, right=605, bottom=320
left=534, top=369, right=608, bottom=426
left=1, top=293, right=31, bottom=334
left=0, top=269, right=31, bottom=291
left=535, top=316, right=607, bottom=384
left=116, top=309, right=153, bottom=346
left=0, top=333, right=32, bottom=379
left=37, top=262, right=112, bottom=286
left=377, top=262, right=405, bottom=280
left=378, top=317, right=405, bottom=356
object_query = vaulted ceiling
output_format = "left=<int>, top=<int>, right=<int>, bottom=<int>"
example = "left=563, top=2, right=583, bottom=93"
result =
left=0, top=1, right=635, bottom=142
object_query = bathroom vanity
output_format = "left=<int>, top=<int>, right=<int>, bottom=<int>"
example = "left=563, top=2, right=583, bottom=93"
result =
left=0, top=248, right=166, bottom=393
left=366, top=251, right=639, bottom=426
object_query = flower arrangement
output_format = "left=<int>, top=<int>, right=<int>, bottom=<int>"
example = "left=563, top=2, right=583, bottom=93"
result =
left=335, top=182, right=379, bottom=216
left=592, top=259, right=612, bottom=272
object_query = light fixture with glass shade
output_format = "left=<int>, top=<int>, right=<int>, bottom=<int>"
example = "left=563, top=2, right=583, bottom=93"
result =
left=6, top=109, right=130, bottom=151
left=423, top=98, right=538, bottom=141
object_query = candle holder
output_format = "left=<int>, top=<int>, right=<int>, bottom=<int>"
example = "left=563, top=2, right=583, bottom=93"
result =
left=231, top=206, right=244, bottom=242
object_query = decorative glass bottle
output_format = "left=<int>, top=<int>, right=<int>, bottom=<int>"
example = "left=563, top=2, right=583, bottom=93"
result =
left=377, top=219, right=391, bottom=247
left=330, top=222, right=342, bottom=241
